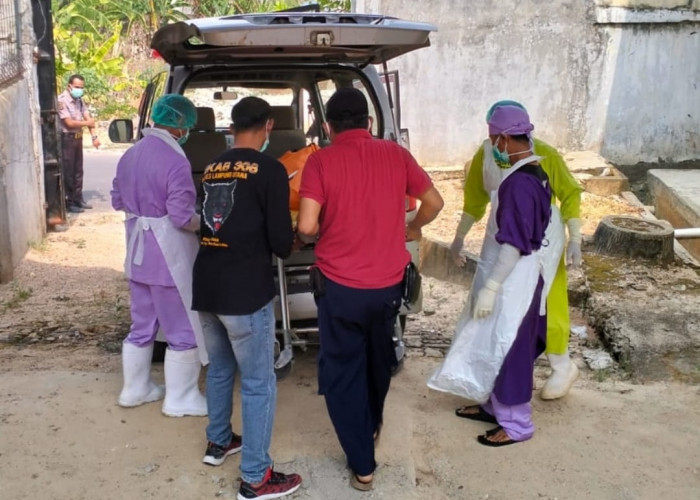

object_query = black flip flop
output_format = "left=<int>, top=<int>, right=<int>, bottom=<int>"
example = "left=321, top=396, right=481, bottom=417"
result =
left=455, top=405, right=497, bottom=424
left=477, top=425, right=518, bottom=447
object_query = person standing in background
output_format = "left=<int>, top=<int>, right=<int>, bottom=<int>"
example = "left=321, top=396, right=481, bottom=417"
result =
left=58, top=74, right=100, bottom=213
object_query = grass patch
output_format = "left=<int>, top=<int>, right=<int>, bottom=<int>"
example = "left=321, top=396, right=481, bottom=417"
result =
left=28, top=239, right=49, bottom=253
left=3, top=282, right=33, bottom=310
left=593, top=368, right=614, bottom=383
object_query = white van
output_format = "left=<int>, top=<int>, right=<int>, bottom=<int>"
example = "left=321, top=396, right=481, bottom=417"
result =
left=109, top=11, right=436, bottom=376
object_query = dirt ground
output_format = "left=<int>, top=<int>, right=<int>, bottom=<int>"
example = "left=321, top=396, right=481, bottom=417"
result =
left=1, top=158, right=699, bottom=500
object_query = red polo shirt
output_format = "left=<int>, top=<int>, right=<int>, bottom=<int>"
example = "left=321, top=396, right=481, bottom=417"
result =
left=300, top=129, right=432, bottom=289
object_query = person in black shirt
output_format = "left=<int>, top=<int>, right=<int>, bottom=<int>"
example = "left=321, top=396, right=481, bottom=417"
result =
left=192, top=97, right=301, bottom=500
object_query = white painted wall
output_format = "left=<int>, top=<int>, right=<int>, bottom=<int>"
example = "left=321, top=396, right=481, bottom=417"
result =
left=0, top=0, right=45, bottom=282
left=588, top=19, right=700, bottom=163
left=356, top=0, right=700, bottom=166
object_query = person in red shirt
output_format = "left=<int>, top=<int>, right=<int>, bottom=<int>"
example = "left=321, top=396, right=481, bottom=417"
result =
left=297, top=88, right=444, bottom=491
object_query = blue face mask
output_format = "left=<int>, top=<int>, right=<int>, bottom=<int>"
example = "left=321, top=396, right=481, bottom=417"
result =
left=260, top=128, right=270, bottom=152
left=177, top=130, right=190, bottom=145
left=492, top=137, right=511, bottom=169
left=70, top=87, right=84, bottom=99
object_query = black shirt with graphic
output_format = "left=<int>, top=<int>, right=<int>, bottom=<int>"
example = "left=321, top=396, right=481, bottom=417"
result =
left=192, top=148, right=293, bottom=315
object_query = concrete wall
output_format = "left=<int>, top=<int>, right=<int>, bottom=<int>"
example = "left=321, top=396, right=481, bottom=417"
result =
left=356, top=0, right=700, bottom=167
left=0, top=0, right=45, bottom=283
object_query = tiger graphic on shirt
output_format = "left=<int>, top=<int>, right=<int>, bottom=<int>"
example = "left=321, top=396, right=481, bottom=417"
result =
left=202, top=180, right=237, bottom=234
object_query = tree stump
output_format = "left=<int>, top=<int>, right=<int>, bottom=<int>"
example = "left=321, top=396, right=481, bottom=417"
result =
left=593, top=216, right=674, bottom=264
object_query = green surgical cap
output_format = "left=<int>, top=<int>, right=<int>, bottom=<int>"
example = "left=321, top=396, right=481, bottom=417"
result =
left=485, top=100, right=526, bottom=123
left=151, top=94, right=197, bottom=129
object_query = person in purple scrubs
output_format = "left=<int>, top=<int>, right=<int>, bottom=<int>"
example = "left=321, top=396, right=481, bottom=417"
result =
left=467, top=105, right=553, bottom=446
left=111, top=94, right=207, bottom=418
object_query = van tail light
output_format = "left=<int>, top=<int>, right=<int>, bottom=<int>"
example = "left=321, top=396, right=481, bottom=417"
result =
left=151, top=49, right=162, bottom=59
left=405, top=196, right=417, bottom=212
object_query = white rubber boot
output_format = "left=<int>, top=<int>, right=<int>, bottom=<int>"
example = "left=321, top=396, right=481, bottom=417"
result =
left=162, top=347, right=208, bottom=417
left=118, top=342, right=165, bottom=407
left=540, top=351, right=579, bottom=400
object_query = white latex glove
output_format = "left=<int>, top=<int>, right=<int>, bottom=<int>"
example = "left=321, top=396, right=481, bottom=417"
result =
left=473, top=243, right=521, bottom=319
left=450, top=213, right=476, bottom=267
left=566, top=218, right=582, bottom=267
left=473, top=279, right=500, bottom=319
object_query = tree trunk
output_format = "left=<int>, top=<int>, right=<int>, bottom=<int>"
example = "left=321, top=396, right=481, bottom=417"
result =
left=593, top=215, right=675, bottom=264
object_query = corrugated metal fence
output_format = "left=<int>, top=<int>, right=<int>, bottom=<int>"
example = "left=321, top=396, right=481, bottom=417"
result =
left=0, top=0, right=21, bottom=87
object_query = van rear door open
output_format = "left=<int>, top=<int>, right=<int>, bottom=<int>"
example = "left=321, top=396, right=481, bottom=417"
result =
left=151, top=13, right=436, bottom=66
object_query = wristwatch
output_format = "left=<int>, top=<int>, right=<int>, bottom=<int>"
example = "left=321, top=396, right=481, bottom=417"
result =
left=92, top=135, right=98, bottom=140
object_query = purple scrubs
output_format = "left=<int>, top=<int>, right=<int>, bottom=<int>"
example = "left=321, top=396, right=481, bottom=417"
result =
left=111, top=133, right=198, bottom=349
left=483, top=167, right=552, bottom=440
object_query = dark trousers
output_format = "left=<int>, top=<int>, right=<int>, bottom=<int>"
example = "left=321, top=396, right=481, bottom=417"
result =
left=61, top=133, right=84, bottom=205
left=315, top=275, right=402, bottom=476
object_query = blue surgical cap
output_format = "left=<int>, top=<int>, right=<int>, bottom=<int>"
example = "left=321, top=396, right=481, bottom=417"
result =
left=151, top=94, right=197, bottom=129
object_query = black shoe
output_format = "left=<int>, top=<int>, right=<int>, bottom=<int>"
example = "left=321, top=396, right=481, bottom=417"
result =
left=202, top=433, right=242, bottom=466
left=67, top=204, right=84, bottom=213
left=78, top=200, right=93, bottom=209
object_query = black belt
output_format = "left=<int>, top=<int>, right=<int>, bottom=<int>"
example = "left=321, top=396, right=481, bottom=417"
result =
left=62, top=132, right=83, bottom=139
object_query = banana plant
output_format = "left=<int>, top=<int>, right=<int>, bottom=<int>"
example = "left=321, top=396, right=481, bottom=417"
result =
left=53, top=21, right=126, bottom=105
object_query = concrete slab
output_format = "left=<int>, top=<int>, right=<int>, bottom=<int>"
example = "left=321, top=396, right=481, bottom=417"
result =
left=564, top=150, right=630, bottom=196
left=418, top=238, right=477, bottom=288
left=648, top=169, right=700, bottom=261
left=582, top=251, right=700, bottom=383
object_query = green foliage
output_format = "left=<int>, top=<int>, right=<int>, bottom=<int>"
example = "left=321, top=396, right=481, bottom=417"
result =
left=51, top=0, right=351, bottom=118
left=52, top=0, right=182, bottom=117
left=99, top=100, right=138, bottom=118
left=317, top=0, right=351, bottom=11
left=193, top=0, right=351, bottom=16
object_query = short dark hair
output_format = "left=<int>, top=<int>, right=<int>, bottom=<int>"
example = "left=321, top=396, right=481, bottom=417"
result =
left=231, top=96, right=271, bottom=133
left=326, top=88, right=369, bottom=134
left=68, top=74, right=84, bottom=85
left=510, top=134, right=531, bottom=143
left=328, top=115, right=370, bottom=134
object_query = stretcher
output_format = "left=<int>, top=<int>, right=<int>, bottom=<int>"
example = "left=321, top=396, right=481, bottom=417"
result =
left=272, top=253, right=409, bottom=379
left=273, top=255, right=315, bottom=379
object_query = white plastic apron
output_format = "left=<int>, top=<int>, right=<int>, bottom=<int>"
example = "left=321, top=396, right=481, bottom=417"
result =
left=125, top=214, right=209, bottom=365
left=427, top=153, right=564, bottom=402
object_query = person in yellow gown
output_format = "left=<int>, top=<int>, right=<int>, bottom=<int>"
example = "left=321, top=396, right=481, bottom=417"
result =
left=450, top=100, right=583, bottom=400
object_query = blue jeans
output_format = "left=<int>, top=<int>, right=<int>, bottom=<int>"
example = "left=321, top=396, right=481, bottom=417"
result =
left=199, top=301, right=276, bottom=483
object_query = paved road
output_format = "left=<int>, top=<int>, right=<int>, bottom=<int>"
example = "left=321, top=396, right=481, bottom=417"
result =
left=82, top=149, right=124, bottom=213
